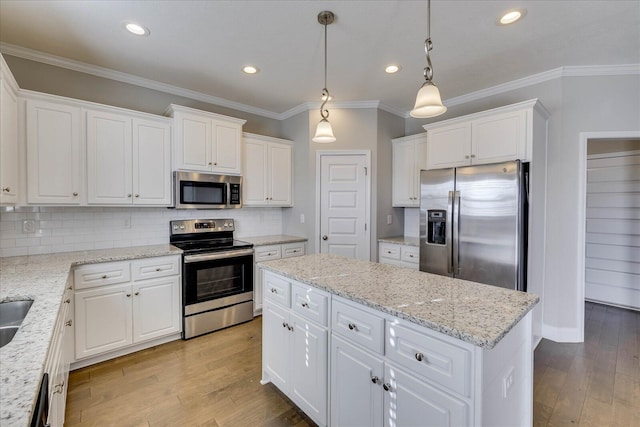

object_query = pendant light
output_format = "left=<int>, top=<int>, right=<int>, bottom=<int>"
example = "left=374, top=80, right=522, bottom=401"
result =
left=312, top=11, right=336, bottom=143
left=410, top=0, right=447, bottom=118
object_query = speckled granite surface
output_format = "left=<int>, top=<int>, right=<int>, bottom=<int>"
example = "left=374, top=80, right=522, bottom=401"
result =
left=240, top=235, right=307, bottom=246
left=378, top=236, right=420, bottom=246
left=0, top=244, right=182, bottom=427
left=259, top=253, right=538, bottom=349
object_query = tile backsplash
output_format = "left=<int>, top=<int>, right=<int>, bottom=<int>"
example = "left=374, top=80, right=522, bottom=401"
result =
left=0, top=206, right=283, bottom=257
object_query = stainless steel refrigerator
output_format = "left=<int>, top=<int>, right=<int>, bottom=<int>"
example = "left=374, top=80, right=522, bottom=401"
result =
left=419, top=160, right=528, bottom=291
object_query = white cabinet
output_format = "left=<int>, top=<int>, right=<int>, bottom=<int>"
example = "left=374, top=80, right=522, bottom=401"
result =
left=26, top=99, right=83, bottom=204
left=74, top=255, right=181, bottom=361
left=392, top=134, right=428, bottom=207
left=243, top=133, right=293, bottom=206
left=262, top=271, right=328, bottom=427
left=253, top=241, right=306, bottom=315
left=87, top=109, right=171, bottom=205
left=424, top=99, right=546, bottom=170
left=0, top=55, right=19, bottom=204
left=378, top=242, right=419, bottom=270
left=168, top=104, right=246, bottom=174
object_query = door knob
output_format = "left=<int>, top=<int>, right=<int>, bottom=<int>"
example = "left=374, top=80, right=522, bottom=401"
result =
left=322, top=235, right=328, bottom=240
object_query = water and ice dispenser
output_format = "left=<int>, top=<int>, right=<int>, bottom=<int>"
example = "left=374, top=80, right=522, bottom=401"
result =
left=427, top=210, right=446, bottom=245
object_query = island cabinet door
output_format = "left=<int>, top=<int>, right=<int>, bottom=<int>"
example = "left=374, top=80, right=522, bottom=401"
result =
left=262, top=301, right=290, bottom=390
left=383, top=363, right=470, bottom=427
left=331, top=334, right=384, bottom=427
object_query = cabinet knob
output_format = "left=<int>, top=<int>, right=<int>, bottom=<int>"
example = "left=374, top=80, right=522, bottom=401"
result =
left=73, top=192, right=78, bottom=196
left=470, top=154, right=476, bottom=158
left=64, top=298, right=71, bottom=304
left=409, top=254, right=414, bottom=258
left=288, top=325, right=294, bottom=332
left=383, top=383, right=392, bottom=392
left=208, top=162, right=213, bottom=165
left=415, top=352, right=424, bottom=362
left=127, top=194, right=132, bottom=198
left=134, top=291, right=139, bottom=296
left=348, top=323, right=358, bottom=331
left=271, top=288, right=278, bottom=294
left=2, top=187, right=10, bottom=192
left=126, top=293, right=131, bottom=297
left=156, top=268, right=161, bottom=271
left=101, top=275, right=107, bottom=279
left=301, top=302, right=309, bottom=308
left=214, top=162, right=218, bottom=166
left=65, top=320, right=72, bottom=327
left=282, top=321, right=287, bottom=328
left=266, top=197, right=269, bottom=200
left=465, top=155, right=470, bottom=159
left=371, top=376, right=380, bottom=384
left=322, top=235, right=328, bottom=241
left=135, top=194, right=139, bottom=198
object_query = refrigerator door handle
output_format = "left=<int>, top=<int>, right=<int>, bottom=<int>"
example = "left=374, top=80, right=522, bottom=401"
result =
left=447, top=190, right=454, bottom=274
left=453, top=191, right=461, bottom=275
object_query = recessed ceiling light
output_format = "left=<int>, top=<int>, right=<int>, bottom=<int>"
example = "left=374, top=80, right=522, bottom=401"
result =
left=243, top=65, right=260, bottom=74
left=498, top=9, right=527, bottom=25
left=124, top=22, right=150, bottom=36
left=385, top=65, right=401, bottom=74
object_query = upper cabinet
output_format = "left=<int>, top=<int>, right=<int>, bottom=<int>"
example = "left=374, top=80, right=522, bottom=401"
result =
left=86, top=110, right=171, bottom=206
left=392, top=134, right=428, bottom=207
left=424, top=99, right=549, bottom=170
left=243, top=133, right=293, bottom=207
left=167, top=105, right=246, bottom=175
left=0, top=55, right=19, bottom=205
left=26, top=99, right=83, bottom=204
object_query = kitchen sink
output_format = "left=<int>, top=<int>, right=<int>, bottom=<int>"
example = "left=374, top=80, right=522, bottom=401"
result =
left=0, top=300, right=33, bottom=348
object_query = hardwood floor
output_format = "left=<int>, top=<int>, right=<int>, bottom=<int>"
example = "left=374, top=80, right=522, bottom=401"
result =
left=66, top=302, right=639, bottom=426
left=533, top=302, right=640, bottom=427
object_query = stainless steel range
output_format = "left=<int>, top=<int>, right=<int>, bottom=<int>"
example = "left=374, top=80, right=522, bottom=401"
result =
left=170, top=218, right=254, bottom=339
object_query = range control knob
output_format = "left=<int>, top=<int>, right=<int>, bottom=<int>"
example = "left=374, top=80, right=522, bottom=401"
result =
left=179, top=225, right=185, bottom=230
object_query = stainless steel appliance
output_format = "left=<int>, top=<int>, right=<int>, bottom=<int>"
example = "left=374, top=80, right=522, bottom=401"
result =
left=420, top=160, right=528, bottom=291
left=170, top=218, right=254, bottom=339
left=173, top=171, right=242, bottom=209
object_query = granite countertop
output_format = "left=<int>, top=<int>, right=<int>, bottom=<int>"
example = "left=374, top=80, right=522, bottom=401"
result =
left=378, top=236, right=419, bottom=247
left=259, top=253, right=538, bottom=349
left=0, top=244, right=182, bottom=427
left=240, top=235, right=307, bottom=246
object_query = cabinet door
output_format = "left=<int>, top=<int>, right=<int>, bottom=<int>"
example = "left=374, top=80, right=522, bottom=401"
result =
left=26, top=100, right=82, bottom=204
left=392, top=140, right=417, bottom=207
left=331, top=335, right=384, bottom=427
left=0, top=77, right=18, bottom=204
left=133, top=118, right=172, bottom=205
left=268, top=143, right=292, bottom=206
left=175, top=113, right=211, bottom=171
left=243, top=138, right=268, bottom=205
left=383, top=363, right=469, bottom=427
left=471, top=110, right=526, bottom=164
left=132, top=276, right=180, bottom=343
left=86, top=110, right=133, bottom=204
left=262, top=301, right=290, bottom=391
left=426, top=123, right=472, bottom=170
left=290, top=312, right=328, bottom=426
left=74, top=283, right=133, bottom=359
left=211, top=120, right=241, bottom=174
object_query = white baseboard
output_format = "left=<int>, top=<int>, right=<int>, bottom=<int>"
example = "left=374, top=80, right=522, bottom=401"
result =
left=541, top=324, right=583, bottom=343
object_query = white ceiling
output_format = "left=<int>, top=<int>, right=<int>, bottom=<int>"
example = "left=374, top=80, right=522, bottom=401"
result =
left=1, top=1, right=638, bottom=117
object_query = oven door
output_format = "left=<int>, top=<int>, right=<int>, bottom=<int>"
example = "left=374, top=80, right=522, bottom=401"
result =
left=183, top=249, right=254, bottom=314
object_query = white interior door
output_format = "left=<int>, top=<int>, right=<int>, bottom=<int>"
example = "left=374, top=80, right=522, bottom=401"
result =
left=319, top=153, right=369, bottom=260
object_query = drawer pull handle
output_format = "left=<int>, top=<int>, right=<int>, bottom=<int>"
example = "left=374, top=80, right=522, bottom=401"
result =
left=65, top=320, right=72, bottom=327
left=348, top=323, right=358, bottom=331
left=415, top=352, right=424, bottom=362
left=383, top=383, right=392, bottom=392
left=371, top=376, right=380, bottom=384
left=301, top=302, right=309, bottom=308
left=101, top=275, right=108, bottom=279
left=387, top=251, right=392, bottom=254
left=156, top=268, right=162, bottom=271
left=64, top=299, right=71, bottom=304
left=409, top=254, right=414, bottom=258
left=270, top=288, right=278, bottom=294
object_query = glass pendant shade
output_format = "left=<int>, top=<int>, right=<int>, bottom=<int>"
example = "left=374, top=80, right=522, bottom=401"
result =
left=410, top=81, right=447, bottom=118
left=312, top=118, right=336, bottom=143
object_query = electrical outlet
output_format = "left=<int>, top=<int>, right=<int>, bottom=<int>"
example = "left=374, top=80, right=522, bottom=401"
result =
left=22, top=219, right=35, bottom=233
left=124, top=217, right=131, bottom=229
left=300, top=214, right=305, bottom=224
left=502, top=367, right=515, bottom=398
left=387, top=215, right=393, bottom=225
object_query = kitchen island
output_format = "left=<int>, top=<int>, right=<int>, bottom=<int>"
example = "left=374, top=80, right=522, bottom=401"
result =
left=259, top=253, right=539, bottom=426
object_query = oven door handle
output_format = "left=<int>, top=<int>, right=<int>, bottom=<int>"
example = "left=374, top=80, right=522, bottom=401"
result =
left=184, top=248, right=254, bottom=263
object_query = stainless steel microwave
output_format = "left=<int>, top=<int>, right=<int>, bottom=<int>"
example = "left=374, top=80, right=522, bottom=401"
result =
left=173, top=171, right=242, bottom=209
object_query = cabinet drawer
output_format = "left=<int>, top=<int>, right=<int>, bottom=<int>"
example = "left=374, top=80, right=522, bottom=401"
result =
left=291, top=282, right=328, bottom=326
left=379, top=243, right=400, bottom=260
left=263, top=271, right=291, bottom=307
left=282, top=242, right=305, bottom=258
left=332, top=298, right=384, bottom=354
left=74, top=262, right=131, bottom=290
left=386, top=323, right=471, bottom=397
left=401, top=246, right=419, bottom=264
left=131, top=256, right=180, bottom=281
left=255, top=245, right=282, bottom=262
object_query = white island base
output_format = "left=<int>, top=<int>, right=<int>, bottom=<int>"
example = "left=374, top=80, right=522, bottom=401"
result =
left=259, top=267, right=534, bottom=427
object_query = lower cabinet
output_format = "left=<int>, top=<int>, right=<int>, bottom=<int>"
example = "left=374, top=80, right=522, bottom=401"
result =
left=73, top=255, right=181, bottom=362
left=378, top=242, right=419, bottom=270
left=262, top=271, right=328, bottom=426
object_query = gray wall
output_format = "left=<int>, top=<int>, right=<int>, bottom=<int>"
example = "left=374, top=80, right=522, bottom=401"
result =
left=406, top=73, right=640, bottom=340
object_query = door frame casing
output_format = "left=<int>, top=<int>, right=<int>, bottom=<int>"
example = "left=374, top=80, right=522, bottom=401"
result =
left=315, top=150, right=372, bottom=259
left=577, top=130, right=640, bottom=341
